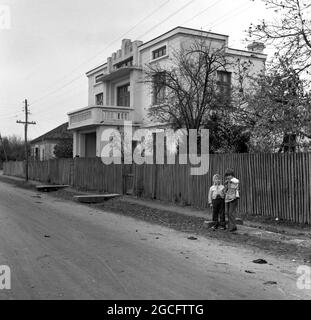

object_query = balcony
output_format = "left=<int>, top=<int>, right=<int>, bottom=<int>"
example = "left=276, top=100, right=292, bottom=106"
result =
left=68, top=105, right=135, bottom=130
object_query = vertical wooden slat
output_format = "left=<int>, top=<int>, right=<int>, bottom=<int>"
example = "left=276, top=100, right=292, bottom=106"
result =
left=3, top=153, right=311, bottom=224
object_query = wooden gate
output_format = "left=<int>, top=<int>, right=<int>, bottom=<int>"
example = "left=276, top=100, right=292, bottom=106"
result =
left=123, top=164, right=134, bottom=195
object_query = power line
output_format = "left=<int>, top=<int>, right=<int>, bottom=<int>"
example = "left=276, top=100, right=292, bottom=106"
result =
left=0, top=101, right=26, bottom=119
left=180, top=0, right=223, bottom=25
left=206, top=2, right=251, bottom=31
left=0, top=112, right=19, bottom=118
left=29, top=0, right=196, bottom=112
left=32, top=84, right=86, bottom=117
left=136, top=0, right=196, bottom=39
left=29, top=0, right=172, bottom=107
left=30, top=74, right=84, bottom=107
left=28, top=0, right=250, bottom=117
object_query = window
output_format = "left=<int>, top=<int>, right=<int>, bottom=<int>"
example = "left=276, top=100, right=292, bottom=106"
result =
left=35, top=147, right=39, bottom=161
left=152, top=46, right=167, bottom=60
left=117, top=84, right=130, bottom=107
left=95, top=74, right=103, bottom=83
left=153, top=72, right=166, bottom=105
left=115, top=57, right=133, bottom=70
left=217, top=71, right=232, bottom=98
left=95, top=93, right=103, bottom=105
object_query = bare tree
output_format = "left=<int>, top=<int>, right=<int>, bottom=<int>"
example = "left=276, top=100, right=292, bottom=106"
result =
left=143, top=39, right=232, bottom=132
left=248, top=0, right=311, bottom=74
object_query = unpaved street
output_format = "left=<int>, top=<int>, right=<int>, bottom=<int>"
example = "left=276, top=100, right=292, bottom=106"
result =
left=0, top=180, right=310, bottom=300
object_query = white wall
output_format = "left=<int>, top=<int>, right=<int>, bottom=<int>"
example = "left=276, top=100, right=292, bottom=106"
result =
left=74, top=29, right=266, bottom=158
left=138, top=33, right=265, bottom=126
left=31, top=141, right=58, bottom=160
left=87, top=66, right=107, bottom=106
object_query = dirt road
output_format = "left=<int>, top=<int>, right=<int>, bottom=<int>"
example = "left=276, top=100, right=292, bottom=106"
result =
left=0, top=180, right=310, bottom=299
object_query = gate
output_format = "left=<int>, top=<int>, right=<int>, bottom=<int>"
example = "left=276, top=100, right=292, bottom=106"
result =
left=123, top=164, right=134, bottom=195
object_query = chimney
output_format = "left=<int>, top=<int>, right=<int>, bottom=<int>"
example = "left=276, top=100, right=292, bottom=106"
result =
left=247, top=41, right=265, bottom=53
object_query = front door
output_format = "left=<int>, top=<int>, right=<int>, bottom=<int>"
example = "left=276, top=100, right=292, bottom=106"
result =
left=85, top=132, right=97, bottom=158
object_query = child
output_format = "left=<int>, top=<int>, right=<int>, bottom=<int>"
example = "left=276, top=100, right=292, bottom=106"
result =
left=208, top=174, right=226, bottom=230
left=224, top=169, right=240, bottom=232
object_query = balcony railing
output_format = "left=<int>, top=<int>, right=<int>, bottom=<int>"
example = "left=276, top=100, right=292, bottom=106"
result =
left=69, top=110, right=92, bottom=125
left=102, top=110, right=130, bottom=122
left=68, top=106, right=134, bottom=130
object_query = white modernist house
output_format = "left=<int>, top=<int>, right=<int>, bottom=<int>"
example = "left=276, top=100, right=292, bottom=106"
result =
left=68, top=26, right=267, bottom=158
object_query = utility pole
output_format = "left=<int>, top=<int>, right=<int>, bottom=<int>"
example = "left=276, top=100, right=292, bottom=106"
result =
left=17, top=99, right=36, bottom=181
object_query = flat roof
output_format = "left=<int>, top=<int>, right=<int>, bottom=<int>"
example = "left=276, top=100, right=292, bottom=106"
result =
left=85, top=26, right=266, bottom=74
left=86, top=63, right=107, bottom=76
left=226, top=47, right=267, bottom=59
left=139, top=26, right=228, bottom=51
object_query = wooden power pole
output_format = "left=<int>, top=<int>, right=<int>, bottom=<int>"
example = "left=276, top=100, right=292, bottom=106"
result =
left=17, top=99, right=36, bottom=181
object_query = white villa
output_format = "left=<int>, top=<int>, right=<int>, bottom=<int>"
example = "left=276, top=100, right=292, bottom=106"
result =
left=67, top=26, right=267, bottom=158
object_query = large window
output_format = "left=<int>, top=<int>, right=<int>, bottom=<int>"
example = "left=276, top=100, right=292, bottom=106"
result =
left=95, top=93, right=103, bottom=105
left=117, top=83, right=130, bottom=107
left=217, top=71, right=232, bottom=98
left=152, top=46, right=167, bottom=60
left=153, top=72, right=166, bottom=105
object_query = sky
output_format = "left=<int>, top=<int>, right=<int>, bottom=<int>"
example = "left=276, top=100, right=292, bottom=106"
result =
left=0, top=0, right=274, bottom=140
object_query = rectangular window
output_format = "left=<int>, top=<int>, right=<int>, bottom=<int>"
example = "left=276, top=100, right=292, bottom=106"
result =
left=152, top=46, right=167, bottom=60
left=115, top=57, right=133, bottom=70
left=95, top=74, right=103, bottom=83
left=117, top=83, right=130, bottom=107
left=95, top=93, right=103, bottom=105
left=153, top=72, right=166, bottom=105
left=217, top=71, right=232, bottom=98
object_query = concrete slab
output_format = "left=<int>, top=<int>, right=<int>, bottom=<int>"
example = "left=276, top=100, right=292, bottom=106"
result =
left=36, top=185, right=70, bottom=192
left=73, top=194, right=121, bottom=203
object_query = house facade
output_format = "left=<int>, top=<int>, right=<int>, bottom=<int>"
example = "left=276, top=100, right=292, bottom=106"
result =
left=67, top=26, right=267, bottom=158
left=31, top=122, right=72, bottom=161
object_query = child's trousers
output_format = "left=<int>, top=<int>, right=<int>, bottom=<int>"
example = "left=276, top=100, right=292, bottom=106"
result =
left=212, top=198, right=225, bottom=227
left=225, top=199, right=238, bottom=230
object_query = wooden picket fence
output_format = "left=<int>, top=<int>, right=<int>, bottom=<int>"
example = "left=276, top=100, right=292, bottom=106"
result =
left=3, top=152, right=311, bottom=224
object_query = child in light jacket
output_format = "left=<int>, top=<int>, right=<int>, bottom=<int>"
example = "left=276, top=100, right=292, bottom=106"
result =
left=208, top=174, right=226, bottom=230
left=224, top=169, right=240, bottom=232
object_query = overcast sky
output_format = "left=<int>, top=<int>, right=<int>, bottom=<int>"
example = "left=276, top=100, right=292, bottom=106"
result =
left=0, top=0, right=273, bottom=139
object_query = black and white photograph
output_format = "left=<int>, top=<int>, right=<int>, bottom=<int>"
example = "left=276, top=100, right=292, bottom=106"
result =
left=0, top=0, right=311, bottom=308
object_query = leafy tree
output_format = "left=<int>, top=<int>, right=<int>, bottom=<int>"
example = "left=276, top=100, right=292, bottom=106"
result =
left=54, top=140, right=73, bottom=158
left=0, top=135, right=26, bottom=161
left=206, top=114, right=251, bottom=153
left=244, top=0, right=311, bottom=152
left=238, top=60, right=311, bottom=152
